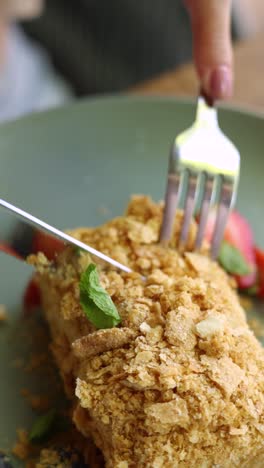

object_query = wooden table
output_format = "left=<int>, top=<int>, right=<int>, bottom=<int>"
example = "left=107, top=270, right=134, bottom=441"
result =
left=132, top=34, right=264, bottom=113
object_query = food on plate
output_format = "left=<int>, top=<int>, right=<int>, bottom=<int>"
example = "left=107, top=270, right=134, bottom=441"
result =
left=28, top=196, right=264, bottom=467
left=255, top=247, right=264, bottom=298
left=23, top=277, right=41, bottom=314
left=205, top=208, right=264, bottom=295
left=36, top=447, right=87, bottom=467
left=32, top=231, right=65, bottom=261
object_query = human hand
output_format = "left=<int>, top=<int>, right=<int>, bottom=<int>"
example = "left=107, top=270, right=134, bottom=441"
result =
left=185, top=0, right=233, bottom=100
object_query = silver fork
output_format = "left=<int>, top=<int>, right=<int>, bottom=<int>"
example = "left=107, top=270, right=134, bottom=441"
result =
left=159, top=94, right=240, bottom=259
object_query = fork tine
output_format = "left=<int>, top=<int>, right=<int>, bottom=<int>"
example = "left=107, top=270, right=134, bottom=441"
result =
left=160, top=95, right=240, bottom=252
left=210, top=179, right=234, bottom=259
left=159, top=172, right=182, bottom=243
left=179, top=173, right=198, bottom=247
left=195, top=176, right=214, bottom=250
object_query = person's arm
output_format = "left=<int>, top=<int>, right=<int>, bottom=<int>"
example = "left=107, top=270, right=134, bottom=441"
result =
left=1, top=0, right=44, bottom=20
left=185, top=0, right=232, bottom=100
left=0, top=0, right=44, bottom=67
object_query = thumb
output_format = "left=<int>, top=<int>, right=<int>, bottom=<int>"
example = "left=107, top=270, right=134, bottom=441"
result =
left=186, top=0, right=233, bottom=100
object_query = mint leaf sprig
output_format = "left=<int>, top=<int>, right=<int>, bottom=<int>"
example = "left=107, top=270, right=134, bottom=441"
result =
left=218, top=241, right=251, bottom=276
left=79, top=264, right=121, bottom=329
left=29, top=409, right=56, bottom=443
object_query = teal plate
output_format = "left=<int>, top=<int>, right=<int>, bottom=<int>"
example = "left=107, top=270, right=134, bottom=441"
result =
left=0, top=96, right=264, bottom=465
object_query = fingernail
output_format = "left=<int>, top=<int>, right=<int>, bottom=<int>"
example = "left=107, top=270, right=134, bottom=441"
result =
left=209, top=66, right=232, bottom=100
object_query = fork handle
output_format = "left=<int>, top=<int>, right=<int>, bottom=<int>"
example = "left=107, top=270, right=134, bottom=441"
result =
left=196, top=91, right=218, bottom=127
left=200, top=88, right=214, bottom=107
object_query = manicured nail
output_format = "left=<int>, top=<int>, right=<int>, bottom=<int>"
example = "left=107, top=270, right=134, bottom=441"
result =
left=209, top=66, right=232, bottom=100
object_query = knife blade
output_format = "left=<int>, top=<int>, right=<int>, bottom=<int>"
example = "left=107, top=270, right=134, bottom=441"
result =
left=0, top=198, right=132, bottom=274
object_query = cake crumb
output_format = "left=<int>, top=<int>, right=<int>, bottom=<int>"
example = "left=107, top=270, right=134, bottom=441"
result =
left=201, top=355, right=245, bottom=396
left=195, top=314, right=224, bottom=338
left=72, top=327, right=136, bottom=359
left=12, top=429, right=31, bottom=460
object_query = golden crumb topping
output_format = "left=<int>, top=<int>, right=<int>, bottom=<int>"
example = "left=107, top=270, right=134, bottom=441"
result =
left=33, top=196, right=264, bottom=468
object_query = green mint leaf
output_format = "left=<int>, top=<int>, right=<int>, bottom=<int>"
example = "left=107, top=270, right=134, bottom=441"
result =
left=218, top=241, right=251, bottom=276
left=80, top=264, right=121, bottom=329
left=29, top=409, right=56, bottom=443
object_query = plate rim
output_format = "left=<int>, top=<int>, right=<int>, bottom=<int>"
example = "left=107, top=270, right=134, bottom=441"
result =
left=0, top=94, right=262, bottom=132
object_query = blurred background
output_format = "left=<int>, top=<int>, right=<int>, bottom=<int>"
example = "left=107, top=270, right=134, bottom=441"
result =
left=0, top=0, right=263, bottom=122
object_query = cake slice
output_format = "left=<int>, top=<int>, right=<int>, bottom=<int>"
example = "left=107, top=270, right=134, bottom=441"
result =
left=30, top=196, right=264, bottom=467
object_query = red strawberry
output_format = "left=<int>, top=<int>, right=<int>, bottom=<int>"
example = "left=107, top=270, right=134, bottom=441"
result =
left=254, top=247, right=264, bottom=298
left=23, top=277, right=41, bottom=315
left=205, top=209, right=257, bottom=288
left=0, top=242, right=22, bottom=260
left=23, top=233, right=65, bottom=316
left=32, top=231, right=65, bottom=261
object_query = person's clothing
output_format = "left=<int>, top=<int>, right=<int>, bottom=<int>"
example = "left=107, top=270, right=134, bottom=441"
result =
left=0, top=25, right=71, bottom=122
left=23, top=0, right=193, bottom=95
left=0, top=2, right=239, bottom=121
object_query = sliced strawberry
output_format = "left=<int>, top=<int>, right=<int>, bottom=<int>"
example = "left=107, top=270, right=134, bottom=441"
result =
left=254, top=247, right=264, bottom=298
left=205, top=209, right=257, bottom=288
left=225, top=211, right=256, bottom=288
left=23, top=277, right=41, bottom=315
left=0, top=242, right=22, bottom=260
left=32, top=231, right=65, bottom=261
left=23, top=233, right=64, bottom=315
